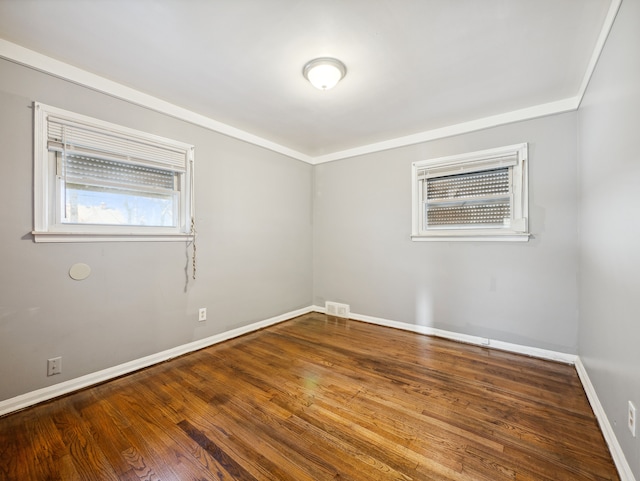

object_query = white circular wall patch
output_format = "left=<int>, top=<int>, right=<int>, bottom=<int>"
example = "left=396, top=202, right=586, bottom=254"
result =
left=69, top=263, right=91, bottom=281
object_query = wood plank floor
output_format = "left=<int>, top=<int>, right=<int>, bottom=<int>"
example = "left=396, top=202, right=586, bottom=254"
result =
left=0, top=312, right=619, bottom=480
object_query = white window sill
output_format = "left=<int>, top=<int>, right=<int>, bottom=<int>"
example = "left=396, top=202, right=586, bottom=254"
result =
left=411, top=233, right=530, bottom=242
left=32, top=231, right=194, bottom=243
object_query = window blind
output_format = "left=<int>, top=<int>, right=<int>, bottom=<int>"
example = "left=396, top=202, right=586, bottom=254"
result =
left=417, top=154, right=517, bottom=180
left=426, top=168, right=509, bottom=200
left=47, top=116, right=187, bottom=172
left=425, top=168, right=511, bottom=227
left=62, top=154, right=176, bottom=193
left=426, top=202, right=511, bottom=226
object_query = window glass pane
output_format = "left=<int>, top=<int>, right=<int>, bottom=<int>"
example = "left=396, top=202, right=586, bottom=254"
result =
left=426, top=168, right=509, bottom=200
left=425, top=167, right=511, bottom=228
left=63, top=183, right=176, bottom=227
left=425, top=200, right=510, bottom=227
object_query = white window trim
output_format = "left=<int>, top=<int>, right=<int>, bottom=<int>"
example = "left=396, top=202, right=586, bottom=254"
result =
left=33, top=102, right=195, bottom=243
left=411, top=143, right=529, bottom=242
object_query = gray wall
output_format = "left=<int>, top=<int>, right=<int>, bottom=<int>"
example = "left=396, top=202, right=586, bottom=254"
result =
left=578, top=0, right=640, bottom=476
left=313, top=112, right=579, bottom=353
left=3, top=7, right=639, bottom=477
left=0, top=59, right=313, bottom=402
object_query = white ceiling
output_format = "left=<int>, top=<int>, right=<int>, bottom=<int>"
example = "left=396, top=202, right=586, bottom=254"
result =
left=0, top=0, right=615, bottom=161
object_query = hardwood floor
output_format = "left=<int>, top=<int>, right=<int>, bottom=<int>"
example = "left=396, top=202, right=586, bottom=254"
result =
left=0, top=312, right=619, bottom=480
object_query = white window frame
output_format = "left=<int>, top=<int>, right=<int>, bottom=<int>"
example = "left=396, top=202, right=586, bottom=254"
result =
left=411, top=143, right=529, bottom=242
left=33, top=102, right=195, bottom=243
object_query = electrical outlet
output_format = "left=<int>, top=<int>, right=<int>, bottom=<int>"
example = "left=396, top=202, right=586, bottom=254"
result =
left=325, top=301, right=350, bottom=318
left=47, top=357, right=62, bottom=376
left=629, top=401, right=636, bottom=437
left=198, top=307, right=207, bottom=321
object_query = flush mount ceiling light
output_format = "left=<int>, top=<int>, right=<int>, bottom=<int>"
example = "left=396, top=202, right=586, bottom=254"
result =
left=303, top=57, right=347, bottom=90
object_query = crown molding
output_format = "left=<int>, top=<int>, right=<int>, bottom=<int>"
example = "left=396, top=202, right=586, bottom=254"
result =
left=576, top=0, right=623, bottom=106
left=0, top=38, right=312, bottom=164
left=310, top=98, right=579, bottom=164
left=0, top=0, right=622, bottom=166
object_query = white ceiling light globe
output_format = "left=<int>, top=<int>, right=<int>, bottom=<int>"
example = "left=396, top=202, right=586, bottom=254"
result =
left=303, top=58, right=347, bottom=90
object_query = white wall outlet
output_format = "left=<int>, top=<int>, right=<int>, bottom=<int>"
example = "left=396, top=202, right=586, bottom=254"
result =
left=629, top=400, right=636, bottom=437
left=198, top=307, right=207, bottom=321
left=47, top=357, right=62, bottom=376
left=325, top=301, right=350, bottom=318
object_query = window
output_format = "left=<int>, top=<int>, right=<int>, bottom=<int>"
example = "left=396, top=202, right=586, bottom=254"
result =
left=33, top=102, right=194, bottom=242
left=411, top=143, right=529, bottom=241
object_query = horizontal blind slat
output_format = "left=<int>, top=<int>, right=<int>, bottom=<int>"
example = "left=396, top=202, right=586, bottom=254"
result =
left=48, top=117, right=187, bottom=172
left=417, top=155, right=517, bottom=180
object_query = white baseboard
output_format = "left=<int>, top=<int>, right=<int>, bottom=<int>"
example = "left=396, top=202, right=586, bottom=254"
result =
left=0, top=305, right=314, bottom=417
left=313, top=306, right=577, bottom=364
left=575, top=357, right=636, bottom=481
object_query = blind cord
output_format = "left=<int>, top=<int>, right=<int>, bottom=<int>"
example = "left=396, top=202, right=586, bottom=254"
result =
left=189, top=151, right=197, bottom=280
left=62, top=127, right=67, bottom=220
left=190, top=216, right=197, bottom=280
